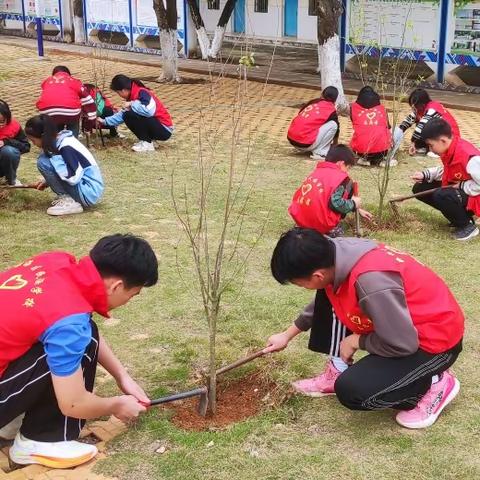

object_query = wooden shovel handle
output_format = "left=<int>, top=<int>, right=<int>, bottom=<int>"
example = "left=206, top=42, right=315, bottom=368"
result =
left=216, top=349, right=266, bottom=376
left=389, top=186, right=445, bottom=204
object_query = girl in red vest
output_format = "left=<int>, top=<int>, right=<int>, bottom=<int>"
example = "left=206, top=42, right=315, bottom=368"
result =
left=83, top=83, right=120, bottom=139
left=349, top=86, right=392, bottom=167
left=287, top=86, right=340, bottom=161
left=267, top=227, right=464, bottom=429
left=411, top=118, right=480, bottom=241
left=393, top=88, right=460, bottom=158
left=99, top=74, right=173, bottom=153
left=36, top=66, right=97, bottom=137
left=0, top=100, right=30, bottom=186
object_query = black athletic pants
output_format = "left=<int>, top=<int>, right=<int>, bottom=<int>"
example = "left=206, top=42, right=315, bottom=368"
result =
left=412, top=180, right=472, bottom=228
left=0, top=322, right=99, bottom=442
left=123, top=110, right=172, bottom=142
left=335, top=340, right=462, bottom=411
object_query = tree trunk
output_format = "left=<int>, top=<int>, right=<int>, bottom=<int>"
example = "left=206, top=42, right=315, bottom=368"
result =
left=153, top=0, right=180, bottom=82
left=316, top=0, right=349, bottom=113
left=73, top=0, right=86, bottom=44
left=186, top=0, right=210, bottom=59
left=208, top=313, right=217, bottom=414
left=209, top=0, right=238, bottom=58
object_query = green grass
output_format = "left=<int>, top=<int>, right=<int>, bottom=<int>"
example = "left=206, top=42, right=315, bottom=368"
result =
left=1, top=93, right=479, bottom=480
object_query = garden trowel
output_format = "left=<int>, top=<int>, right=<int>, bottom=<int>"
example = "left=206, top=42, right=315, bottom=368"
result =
left=140, top=386, right=208, bottom=417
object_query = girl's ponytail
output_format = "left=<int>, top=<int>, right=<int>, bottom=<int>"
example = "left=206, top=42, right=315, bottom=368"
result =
left=25, top=115, right=58, bottom=156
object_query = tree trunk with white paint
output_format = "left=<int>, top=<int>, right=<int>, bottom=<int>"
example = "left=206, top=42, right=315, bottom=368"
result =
left=153, top=0, right=180, bottom=83
left=185, top=0, right=210, bottom=59
left=73, top=0, right=86, bottom=43
left=209, top=0, right=238, bottom=58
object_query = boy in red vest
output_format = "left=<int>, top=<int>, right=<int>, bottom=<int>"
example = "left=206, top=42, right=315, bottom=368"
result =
left=287, top=86, right=339, bottom=161
left=393, top=88, right=459, bottom=158
left=36, top=66, right=97, bottom=137
left=99, top=74, right=173, bottom=153
left=83, top=83, right=121, bottom=138
left=411, top=118, right=479, bottom=241
left=266, top=228, right=464, bottom=429
left=0, top=234, right=157, bottom=468
left=349, top=86, right=393, bottom=167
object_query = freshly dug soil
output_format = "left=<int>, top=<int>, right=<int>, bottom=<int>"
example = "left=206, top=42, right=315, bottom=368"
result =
left=162, top=371, right=286, bottom=431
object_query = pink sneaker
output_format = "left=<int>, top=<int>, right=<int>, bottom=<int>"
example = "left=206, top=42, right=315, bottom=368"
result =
left=396, top=370, right=460, bottom=429
left=291, top=361, right=341, bottom=397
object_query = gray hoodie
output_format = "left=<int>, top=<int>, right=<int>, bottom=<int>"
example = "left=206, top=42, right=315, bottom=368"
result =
left=294, top=237, right=419, bottom=357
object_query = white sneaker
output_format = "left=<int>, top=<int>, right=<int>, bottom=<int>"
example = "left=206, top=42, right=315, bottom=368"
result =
left=0, top=415, right=24, bottom=440
left=379, top=158, right=398, bottom=168
left=309, top=153, right=325, bottom=161
left=427, top=151, right=440, bottom=159
left=13, top=179, right=23, bottom=187
left=9, top=433, right=97, bottom=469
left=132, top=140, right=155, bottom=152
left=356, top=158, right=371, bottom=167
left=46, top=195, right=84, bottom=216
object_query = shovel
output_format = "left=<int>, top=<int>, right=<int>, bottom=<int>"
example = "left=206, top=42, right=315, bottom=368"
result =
left=389, top=186, right=447, bottom=218
left=353, top=182, right=362, bottom=237
left=140, top=386, right=208, bottom=417
left=0, top=184, right=41, bottom=190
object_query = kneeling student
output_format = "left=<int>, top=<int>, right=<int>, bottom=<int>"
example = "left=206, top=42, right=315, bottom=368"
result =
left=267, top=228, right=464, bottom=429
left=411, top=118, right=479, bottom=241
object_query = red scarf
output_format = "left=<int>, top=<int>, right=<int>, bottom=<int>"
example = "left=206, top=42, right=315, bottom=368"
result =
left=0, top=119, right=21, bottom=141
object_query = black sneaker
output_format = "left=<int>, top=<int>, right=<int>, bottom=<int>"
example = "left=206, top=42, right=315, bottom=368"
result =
left=454, top=223, right=479, bottom=241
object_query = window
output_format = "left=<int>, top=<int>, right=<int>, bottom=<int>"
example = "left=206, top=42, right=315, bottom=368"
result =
left=207, top=0, right=220, bottom=10
left=309, top=0, right=319, bottom=16
left=254, top=0, right=268, bottom=14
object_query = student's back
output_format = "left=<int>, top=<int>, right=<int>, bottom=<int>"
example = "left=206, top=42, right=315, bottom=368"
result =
left=36, top=71, right=84, bottom=111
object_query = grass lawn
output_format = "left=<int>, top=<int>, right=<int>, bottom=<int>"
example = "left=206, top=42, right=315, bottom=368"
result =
left=0, top=60, right=479, bottom=480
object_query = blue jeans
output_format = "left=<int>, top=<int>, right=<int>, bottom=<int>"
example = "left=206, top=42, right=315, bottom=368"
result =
left=37, top=154, right=82, bottom=204
left=0, top=145, right=20, bottom=185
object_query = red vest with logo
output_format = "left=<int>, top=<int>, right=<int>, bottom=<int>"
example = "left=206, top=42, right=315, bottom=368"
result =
left=0, top=119, right=21, bottom=141
left=325, top=245, right=464, bottom=354
left=0, top=252, right=109, bottom=377
left=36, top=72, right=84, bottom=110
left=288, top=162, right=350, bottom=233
left=287, top=100, right=336, bottom=146
left=418, top=101, right=460, bottom=137
left=130, top=82, right=173, bottom=127
left=350, top=102, right=391, bottom=154
left=440, top=136, right=480, bottom=216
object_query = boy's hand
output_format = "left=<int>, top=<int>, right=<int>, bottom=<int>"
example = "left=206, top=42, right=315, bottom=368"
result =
left=117, top=373, right=150, bottom=404
left=0, top=140, right=4, bottom=148
left=339, top=334, right=360, bottom=364
left=112, top=395, right=147, bottom=423
left=352, top=196, right=361, bottom=209
left=32, top=180, right=48, bottom=191
left=411, top=171, right=424, bottom=183
left=264, top=331, right=291, bottom=353
left=408, top=144, right=417, bottom=156
left=358, top=208, right=373, bottom=221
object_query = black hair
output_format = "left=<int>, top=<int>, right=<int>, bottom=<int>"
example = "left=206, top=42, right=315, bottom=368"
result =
left=25, top=115, right=58, bottom=155
left=421, top=118, right=452, bottom=142
left=321, top=86, right=339, bottom=103
left=90, top=234, right=158, bottom=288
left=356, top=85, right=381, bottom=109
left=270, top=227, right=335, bottom=284
left=52, top=65, right=71, bottom=75
left=408, top=88, right=431, bottom=109
left=325, top=144, right=356, bottom=166
left=83, top=83, right=96, bottom=90
left=0, top=100, right=12, bottom=124
left=110, top=74, right=146, bottom=92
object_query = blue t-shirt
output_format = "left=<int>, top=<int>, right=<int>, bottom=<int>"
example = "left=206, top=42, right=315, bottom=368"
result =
left=39, top=313, right=92, bottom=376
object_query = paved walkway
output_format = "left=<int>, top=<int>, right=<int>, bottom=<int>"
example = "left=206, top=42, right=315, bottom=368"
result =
left=1, top=35, right=479, bottom=112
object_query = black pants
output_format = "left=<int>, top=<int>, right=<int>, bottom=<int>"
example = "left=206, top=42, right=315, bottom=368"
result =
left=335, top=340, right=462, bottom=411
left=412, top=180, right=472, bottom=228
left=353, top=150, right=389, bottom=166
left=0, top=322, right=99, bottom=442
left=123, top=110, right=172, bottom=142
left=0, top=145, right=21, bottom=184
left=308, top=290, right=351, bottom=357
left=100, top=106, right=118, bottom=137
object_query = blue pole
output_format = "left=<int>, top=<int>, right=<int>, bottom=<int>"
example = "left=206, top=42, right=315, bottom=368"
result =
left=83, top=0, right=88, bottom=43
left=437, top=0, right=449, bottom=83
left=36, top=17, right=44, bottom=57
left=58, top=0, right=64, bottom=38
left=339, top=0, right=348, bottom=73
left=20, top=0, right=26, bottom=34
left=127, top=0, right=134, bottom=47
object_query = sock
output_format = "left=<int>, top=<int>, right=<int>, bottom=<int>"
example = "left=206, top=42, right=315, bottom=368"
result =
left=331, top=356, right=349, bottom=373
left=431, top=374, right=440, bottom=385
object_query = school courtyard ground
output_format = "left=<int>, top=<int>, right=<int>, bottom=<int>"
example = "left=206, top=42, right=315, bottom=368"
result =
left=0, top=40, right=479, bottom=480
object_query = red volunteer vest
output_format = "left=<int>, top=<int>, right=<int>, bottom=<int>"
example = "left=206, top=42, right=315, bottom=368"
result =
left=418, top=101, right=460, bottom=137
left=0, top=119, right=21, bottom=141
left=130, top=83, right=173, bottom=127
left=350, top=102, right=391, bottom=154
left=288, top=162, right=350, bottom=233
left=287, top=100, right=336, bottom=146
left=36, top=72, right=84, bottom=111
left=441, top=136, right=480, bottom=216
left=0, top=252, right=109, bottom=377
left=325, top=245, right=464, bottom=354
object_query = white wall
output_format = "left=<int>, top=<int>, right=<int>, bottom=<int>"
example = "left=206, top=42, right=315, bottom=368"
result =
left=297, top=0, right=316, bottom=42
left=245, top=0, right=283, bottom=38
